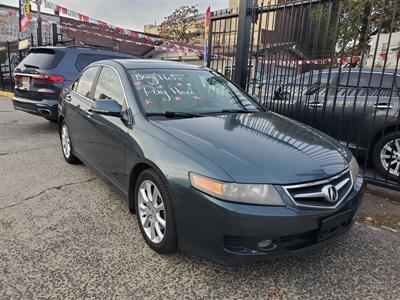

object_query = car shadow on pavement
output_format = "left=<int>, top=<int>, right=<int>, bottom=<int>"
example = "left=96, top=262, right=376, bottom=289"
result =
left=170, top=226, right=398, bottom=297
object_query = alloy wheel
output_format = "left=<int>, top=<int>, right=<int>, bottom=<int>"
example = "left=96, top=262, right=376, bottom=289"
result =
left=380, top=138, right=400, bottom=177
left=61, top=124, right=71, bottom=159
left=138, top=180, right=166, bottom=244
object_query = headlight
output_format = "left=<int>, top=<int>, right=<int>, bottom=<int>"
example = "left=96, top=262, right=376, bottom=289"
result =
left=189, top=173, right=285, bottom=206
left=349, top=156, right=360, bottom=181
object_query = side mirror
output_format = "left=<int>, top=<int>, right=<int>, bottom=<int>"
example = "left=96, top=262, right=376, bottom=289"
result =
left=92, top=99, right=122, bottom=117
left=274, top=89, right=280, bottom=99
left=274, top=89, right=290, bottom=100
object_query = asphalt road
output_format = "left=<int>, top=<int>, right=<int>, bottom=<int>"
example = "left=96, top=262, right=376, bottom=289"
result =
left=1, top=96, right=399, bottom=299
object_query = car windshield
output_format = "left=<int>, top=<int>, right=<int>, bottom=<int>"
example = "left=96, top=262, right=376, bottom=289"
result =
left=128, top=68, right=260, bottom=115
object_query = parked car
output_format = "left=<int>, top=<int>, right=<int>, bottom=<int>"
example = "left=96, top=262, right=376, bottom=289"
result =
left=11, top=46, right=137, bottom=122
left=270, top=69, right=400, bottom=181
left=58, top=59, right=364, bottom=266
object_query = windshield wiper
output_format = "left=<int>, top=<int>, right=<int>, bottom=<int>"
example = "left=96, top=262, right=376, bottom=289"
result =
left=145, top=111, right=202, bottom=118
left=221, top=109, right=258, bottom=113
left=203, top=109, right=258, bottom=115
left=24, top=64, right=39, bottom=69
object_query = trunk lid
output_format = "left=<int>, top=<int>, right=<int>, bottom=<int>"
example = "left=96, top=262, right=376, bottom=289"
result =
left=13, top=48, right=66, bottom=100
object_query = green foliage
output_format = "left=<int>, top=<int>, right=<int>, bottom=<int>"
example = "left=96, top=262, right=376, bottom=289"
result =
left=311, top=0, right=400, bottom=56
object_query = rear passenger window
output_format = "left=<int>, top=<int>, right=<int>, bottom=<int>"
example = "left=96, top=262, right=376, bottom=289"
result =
left=76, top=54, right=126, bottom=71
left=17, top=48, right=64, bottom=70
left=75, top=67, right=99, bottom=98
left=339, top=73, right=398, bottom=97
left=93, top=67, right=125, bottom=106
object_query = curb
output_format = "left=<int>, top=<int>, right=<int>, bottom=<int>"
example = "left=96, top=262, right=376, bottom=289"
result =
left=365, top=185, right=400, bottom=203
left=0, top=91, right=13, bottom=98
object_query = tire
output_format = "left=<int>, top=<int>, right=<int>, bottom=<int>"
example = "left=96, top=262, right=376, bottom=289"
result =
left=60, top=121, right=80, bottom=164
left=134, top=169, right=177, bottom=254
left=47, top=118, right=58, bottom=123
left=372, top=132, right=400, bottom=181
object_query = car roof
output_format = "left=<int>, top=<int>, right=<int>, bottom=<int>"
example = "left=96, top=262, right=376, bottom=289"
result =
left=113, top=59, right=205, bottom=70
left=29, top=46, right=137, bottom=57
left=307, top=68, right=399, bottom=76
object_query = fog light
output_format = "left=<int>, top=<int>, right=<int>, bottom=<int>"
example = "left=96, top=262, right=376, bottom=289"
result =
left=257, top=239, right=272, bottom=249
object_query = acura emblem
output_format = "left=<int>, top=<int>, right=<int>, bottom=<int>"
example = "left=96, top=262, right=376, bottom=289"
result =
left=321, top=184, right=338, bottom=203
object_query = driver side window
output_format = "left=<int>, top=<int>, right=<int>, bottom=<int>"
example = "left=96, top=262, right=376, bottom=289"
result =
left=93, top=67, right=126, bottom=107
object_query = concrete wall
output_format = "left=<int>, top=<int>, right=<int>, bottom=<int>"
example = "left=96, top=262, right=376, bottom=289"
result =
left=368, top=31, right=400, bottom=68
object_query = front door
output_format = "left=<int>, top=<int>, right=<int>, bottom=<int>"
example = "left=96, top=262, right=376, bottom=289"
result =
left=85, top=66, right=131, bottom=191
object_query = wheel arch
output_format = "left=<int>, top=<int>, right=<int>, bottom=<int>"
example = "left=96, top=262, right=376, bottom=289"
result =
left=370, top=123, right=400, bottom=156
left=58, top=115, right=65, bottom=135
left=128, top=159, right=169, bottom=213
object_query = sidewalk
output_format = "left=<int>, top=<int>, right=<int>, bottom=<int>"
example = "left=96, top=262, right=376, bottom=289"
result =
left=359, top=186, right=400, bottom=233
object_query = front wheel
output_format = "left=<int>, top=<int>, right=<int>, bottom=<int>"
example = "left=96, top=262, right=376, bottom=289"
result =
left=135, top=169, right=177, bottom=254
left=372, top=132, right=400, bottom=181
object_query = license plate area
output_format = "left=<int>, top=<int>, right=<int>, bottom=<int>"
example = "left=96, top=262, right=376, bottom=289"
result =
left=20, top=76, right=30, bottom=89
left=318, top=209, right=353, bottom=241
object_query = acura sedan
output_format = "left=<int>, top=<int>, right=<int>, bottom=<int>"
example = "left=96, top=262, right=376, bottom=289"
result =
left=59, top=59, right=365, bottom=266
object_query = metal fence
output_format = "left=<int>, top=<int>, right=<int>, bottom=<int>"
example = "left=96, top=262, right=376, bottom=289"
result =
left=207, top=0, right=400, bottom=190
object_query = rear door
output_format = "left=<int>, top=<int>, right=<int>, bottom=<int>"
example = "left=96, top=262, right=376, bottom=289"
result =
left=65, top=66, right=100, bottom=157
left=329, top=72, right=400, bottom=150
left=13, top=48, right=66, bottom=100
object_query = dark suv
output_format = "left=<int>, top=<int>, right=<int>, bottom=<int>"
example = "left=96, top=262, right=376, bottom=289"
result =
left=270, top=69, right=400, bottom=181
left=12, top=46, right=136, bottom=121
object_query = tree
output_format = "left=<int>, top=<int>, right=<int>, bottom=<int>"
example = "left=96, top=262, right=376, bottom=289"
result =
left=311, top=0, right=400, bottom=56
left=158, top=5, right=201, bottom=44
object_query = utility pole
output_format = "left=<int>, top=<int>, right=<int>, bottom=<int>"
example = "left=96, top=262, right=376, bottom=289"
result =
left=35, top=0, right=42, bottom=46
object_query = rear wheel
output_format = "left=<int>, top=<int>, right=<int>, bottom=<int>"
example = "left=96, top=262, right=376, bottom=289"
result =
left=372, top=132, right=400, bottom=181
left=134, top=169, right=177, bottom=254
left=60, top=121, right=79, bottom=164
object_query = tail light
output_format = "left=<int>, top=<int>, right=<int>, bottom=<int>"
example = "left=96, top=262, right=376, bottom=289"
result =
left=14, top=74, right=22, bottom=80
left=31, top=74, right=65, bottom=83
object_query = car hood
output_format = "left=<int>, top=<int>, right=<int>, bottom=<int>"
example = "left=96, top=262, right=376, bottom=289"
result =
left=151, top=112, right=350, bottom=184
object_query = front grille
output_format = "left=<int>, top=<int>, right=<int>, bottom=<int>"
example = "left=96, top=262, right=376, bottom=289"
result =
left=283, top=169, right=353, bottom=209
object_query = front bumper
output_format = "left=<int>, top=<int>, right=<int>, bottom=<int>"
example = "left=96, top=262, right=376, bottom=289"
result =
left=12, top=96, right=58, bottom=120
left=174, top=175, right=365, bottom=266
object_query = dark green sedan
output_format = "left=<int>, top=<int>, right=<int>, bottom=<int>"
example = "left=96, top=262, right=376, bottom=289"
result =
left=59, top=59, right=365, bottom=266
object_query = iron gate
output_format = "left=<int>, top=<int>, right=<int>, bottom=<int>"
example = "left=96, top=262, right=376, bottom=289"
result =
left=207, top=0, right=400, bottom=190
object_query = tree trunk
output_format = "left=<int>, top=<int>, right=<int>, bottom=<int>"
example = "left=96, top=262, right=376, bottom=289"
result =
left=357, top=0, right=372, bottom=54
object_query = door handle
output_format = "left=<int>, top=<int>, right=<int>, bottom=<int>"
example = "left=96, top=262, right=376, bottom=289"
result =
left=65, top=94, right=72, bottom=101
left=308, top=102, right=323, bottom=108
left=373, top=103, right=393, bottom=110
